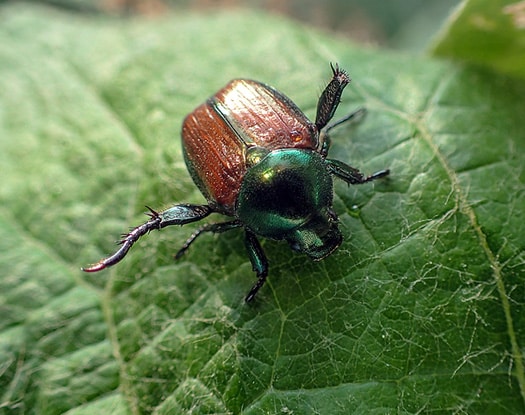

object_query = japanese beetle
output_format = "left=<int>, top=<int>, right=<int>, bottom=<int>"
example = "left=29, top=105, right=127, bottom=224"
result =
left=83, top=64, right=389, bottom=302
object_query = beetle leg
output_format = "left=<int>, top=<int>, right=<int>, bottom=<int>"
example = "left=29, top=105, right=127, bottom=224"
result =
left=315, top=63, right=351, bottom=131
left=244, top=230, right=269, bottom=302
left=82, top=204, right=212, bottom=272
left=325, top=107, right=367, bottom=134
left=318, top=132, right=332, bottom=158
left=325, top=158, right=390, bottom=184
left=319, top=108, right=367, bottom=157
left=174, top=220, right=243, bottom=259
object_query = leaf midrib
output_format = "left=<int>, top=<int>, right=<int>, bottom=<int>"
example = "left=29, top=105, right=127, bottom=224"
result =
left=417, top=66, right=525, bottom=403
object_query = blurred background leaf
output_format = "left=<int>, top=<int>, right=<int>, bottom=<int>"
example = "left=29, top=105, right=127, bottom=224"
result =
left=432, top=0, right=525, bottom=80
left=23, top=0, right=462, bottom=49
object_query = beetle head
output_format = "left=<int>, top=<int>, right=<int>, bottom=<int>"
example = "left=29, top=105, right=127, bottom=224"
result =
left=286, top=208, right=342, bottom=260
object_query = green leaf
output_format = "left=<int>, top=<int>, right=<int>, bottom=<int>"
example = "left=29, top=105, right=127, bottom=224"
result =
left=1, top=3, right=524, bottom=414
left=431, top=0, right=525, bottom=79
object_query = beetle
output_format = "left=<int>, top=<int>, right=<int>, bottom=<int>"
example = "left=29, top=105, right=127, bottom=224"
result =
left=82, top=64, right=389, bottom=302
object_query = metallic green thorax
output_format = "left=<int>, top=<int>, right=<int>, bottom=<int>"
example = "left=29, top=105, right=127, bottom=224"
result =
left=236, top=148, right=342, bottom=260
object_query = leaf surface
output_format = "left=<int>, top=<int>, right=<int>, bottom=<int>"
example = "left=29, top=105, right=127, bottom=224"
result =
left=1, top=4, right=524, bottom=414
